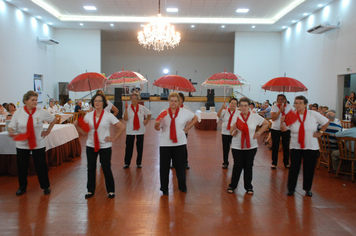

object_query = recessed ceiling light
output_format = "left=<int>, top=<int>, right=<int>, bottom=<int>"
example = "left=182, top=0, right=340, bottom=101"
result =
left=252, top=26, right=255, bottom=28
left=48, top=22, right=53, bottom=25
left=191, top=25, right=195, bottom=28
left=83, top=6, right=97, bottom=11
left=23, top=8, right=28, bottom=11
left=140, top=24, right=144, bottom=27
left=236, top=8, right=249, bottom=13
left=80, top=23, right=83, bottom=26
left=166, top=8, right=178, bottom=13
left=110, top=24, right=114, bottom=26
left=221, top=25, right=225, bottom=28
left=282, top=26, right=287, bottom=28
left=303, top=13, right=308, bottom=16
left=318, top=4, right=323, bottom=7
left=37, top=16, right=41, bottom=19
left=292, top=20, right=296, bottom=23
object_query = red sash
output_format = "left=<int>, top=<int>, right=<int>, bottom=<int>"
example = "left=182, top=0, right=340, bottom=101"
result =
left=131, top=104, right=140, bottom=131
left=168, top=107, right=180, bottom=143
left=296, top=109, right=307, bottom=149
left=14, top=107, right=37, bottom=150
left=236, top=112, right=250, bottom=149
left=277, top=103, right=286, bottom=116
left=93, top=110, right=105, bottom=152
left=226, top=109, right=235, bottom=130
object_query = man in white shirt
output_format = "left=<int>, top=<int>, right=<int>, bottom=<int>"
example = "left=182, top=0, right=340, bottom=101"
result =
left=123, top=93, right=152, bottom=168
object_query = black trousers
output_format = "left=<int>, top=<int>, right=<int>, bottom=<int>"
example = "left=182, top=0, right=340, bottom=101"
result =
left=86, top=146, right=115, bottom=193
left=229, top=148, right=257, bottom=191
left=184, top=133, right=189, bottom=166
left=222, top=134, right=233, bottom=166
left=160, top=145, right=186, bottom=192
left=16, top=148, right=50, bottom=191
left=124, top=134, right=144, bottom=165
left=287, top=149, right=318, bottom=192
left=271, top=129, right=290, bottom=166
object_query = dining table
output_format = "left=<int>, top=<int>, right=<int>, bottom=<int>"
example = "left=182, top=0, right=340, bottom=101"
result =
left=194, top=110, right=219, bottom=130
left=0, top=124, right=81, bottom=176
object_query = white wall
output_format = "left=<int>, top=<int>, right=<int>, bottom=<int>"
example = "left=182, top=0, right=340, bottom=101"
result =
left=101, top=41, right=234, bottom=97
left=233, top=32, right=281, bottom=103
left=54, top=29, right=101, bottom=100
left=0, top=1, right=55, bottom=105
left=280, top=0, right=356, bottom=115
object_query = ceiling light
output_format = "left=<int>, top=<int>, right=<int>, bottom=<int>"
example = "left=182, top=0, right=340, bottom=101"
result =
left=252, top=26, right=255, bottom=28
left=221, top=25, right=225, bottom=28
left=32, top=0, right=61, bottom=18
left=236, top=8, right=249, bottom=13
left=292, top=20, right=296, bottom=23
left=163, top=69, right=169, bottom=74
left=37, top=16, right=41, bottom=18
left=282, top=26, right=287, bottom=28
left=80, top=23, right=83, bottom=26
left=48, top=22, right=53, bottom=25
left=318, top=4, right=323, bottom=7
left=23, top=8, right=28, bottom=11
left=166, top=8, right=178, bottom=13
left=138, top=0, right=180, bottom=51
left=191, top=25, right=195, bottom=28
left=110, top=24, right=114, bottom=26
left=83, top=6, right=97, bottom=11
left=303, top=13, right=308, bottom=15
left=140, top=24, right=144, bottom=27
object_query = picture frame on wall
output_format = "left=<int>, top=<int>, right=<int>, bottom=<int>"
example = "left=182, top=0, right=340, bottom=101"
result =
left=34, top=74, right=43, bottom=103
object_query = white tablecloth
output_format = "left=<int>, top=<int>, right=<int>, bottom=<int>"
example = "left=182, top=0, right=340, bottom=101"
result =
left=0, top=124, right=79, bottom=155
left=195, top=110, right=219, bottom=123
left=58, top=113, right=73, bottom=123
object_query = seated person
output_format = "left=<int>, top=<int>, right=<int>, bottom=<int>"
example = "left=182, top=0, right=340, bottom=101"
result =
left=311, top=103, right=318, bottom=111
left=327, top=109, right=341, bottom=126
left=0, top=104, right=6, bottom=115
left=47, top=101, right=58, bottom=114
left=259, top=103, right=272, bottom=118
left=318, top=111, right=342, bottom=151
left=6, top=103, right=17, bottom=119
left=331, top=117, right=356, bottom=171
left=63, top=98, right=74, bottom=112
left=250, top=103, right=257, bottom=113
left=74, top=100, right=83, bottom=112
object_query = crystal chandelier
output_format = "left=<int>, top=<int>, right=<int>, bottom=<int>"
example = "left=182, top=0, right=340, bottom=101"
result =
left=137, top=0, right=181, bottom=52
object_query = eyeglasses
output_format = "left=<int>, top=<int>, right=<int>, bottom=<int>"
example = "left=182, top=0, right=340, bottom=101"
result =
left=94, top=100, right=103, bottom=103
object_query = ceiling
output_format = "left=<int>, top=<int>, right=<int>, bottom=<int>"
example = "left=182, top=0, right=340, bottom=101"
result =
left=4, top=0, right=335, bottom=42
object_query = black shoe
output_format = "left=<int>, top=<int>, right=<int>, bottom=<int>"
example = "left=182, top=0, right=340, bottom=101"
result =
left=305, top=191, right=313, bottom=197
left=287, top=191, right=294, bottom=196
left=227, top=187, right=234, bottom=194
left=85, top=192, right=94, bottom=199
left=123, top=165, right=129, bottom=169
left=185, top=165, right=190, bottom=170
left=222, top=164, right=228, bottom=169
left=44, top=188, right=51, bottom=195
left=137, top=165, right=142, bottom=168
left=16, top=189, right=26, bottom=196
left=162, top=191, right=169, bottom=195
left=179, top=188, right=187, bottom=193
left=271, top=165, right=276, bottom=170
left=108, top=192, right=115, bottom=198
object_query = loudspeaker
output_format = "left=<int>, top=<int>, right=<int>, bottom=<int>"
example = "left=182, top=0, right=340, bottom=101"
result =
left=141, top=93, right=150, bottom=100
left=207, top=89, right=215, bottom=103
left=114, top=101, right=123, bottom=119
left=115, top=88, right=124, bottom=102
left=205, top=102, right=215, bottom=110
left=161, top=93, right=169, bottom=100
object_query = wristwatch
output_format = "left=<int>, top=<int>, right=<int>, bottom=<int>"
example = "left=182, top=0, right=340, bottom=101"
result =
left=319, top=131, right=324, bottom=134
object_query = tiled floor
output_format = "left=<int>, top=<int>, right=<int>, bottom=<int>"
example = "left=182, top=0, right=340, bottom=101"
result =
left=1, top=120, right=356, bottom=235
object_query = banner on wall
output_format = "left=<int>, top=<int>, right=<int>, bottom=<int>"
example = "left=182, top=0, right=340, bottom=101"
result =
left=34, top=74, right=43, bottom=103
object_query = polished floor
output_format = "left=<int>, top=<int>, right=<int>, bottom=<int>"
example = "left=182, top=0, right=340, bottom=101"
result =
left=0, top=120, right=356, bottom=236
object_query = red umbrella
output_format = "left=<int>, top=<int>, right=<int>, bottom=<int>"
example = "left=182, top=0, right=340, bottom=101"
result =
left=153, top=75, right=196, bottom=92
left=262, top=77, right=308, bottom=93
left=68, top=72, right=107, bottom=92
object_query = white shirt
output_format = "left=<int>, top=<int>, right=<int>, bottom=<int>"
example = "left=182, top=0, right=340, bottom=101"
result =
left=104, top=101, right=114, bottom=113
left=47, top=106, right=58, bottom=115
left=64, top=103, right=74, bottom=112
left=231, top=112, right=265, bottom=150
left=8, top=107, right=55, bottom=149
left=181, top=104, right=192, bottom=112
left=289, top=110, right=329, bottom=150
left=84, top=111, right=120, bottom=149
left=124, top=104, right=152, bottom=135
left=159, top=108, right=194, bottom=147
left=271, top=103, right=294, bottom=130
left=221, top=108, right=240, bottom=135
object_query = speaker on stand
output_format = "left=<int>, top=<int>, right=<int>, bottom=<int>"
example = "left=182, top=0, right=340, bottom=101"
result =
left=205, top=89, right=215, bottom=110
left=114, top=88, right=124, bottom=119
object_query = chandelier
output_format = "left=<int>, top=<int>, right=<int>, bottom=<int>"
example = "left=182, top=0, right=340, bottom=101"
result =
left=137, top=0, right=181, bottom=52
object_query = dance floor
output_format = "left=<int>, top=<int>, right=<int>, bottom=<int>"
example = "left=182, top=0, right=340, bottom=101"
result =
left=0, top=120, right=356, bottom=235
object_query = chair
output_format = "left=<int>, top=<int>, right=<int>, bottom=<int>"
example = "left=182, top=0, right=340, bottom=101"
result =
left=335, top=137, right=356, bottom=182
left=71, top=112, right=79, bottom=124
left=317, top=133, right=332, bottom=172
left=340, top=120, right=351, bottom=129
left=54, top=114, right=61, bottom=124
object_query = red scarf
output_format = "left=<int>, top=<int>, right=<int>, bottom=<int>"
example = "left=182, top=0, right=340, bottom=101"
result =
left=296, top=109, right=307, bottom=149
left=93, top=110, right=105, bottom=152
left=168, top=107, right=180, bottom=143
left=236, top=112, right=250, bottom=149
left=226, top=109, right=235, bottom=130
left=284, top=110, right=298, bottom=126
left=131, top=104, right=140, bottom=131
left=14, top=107, right=37, bottom=150
left=277, top=103, right=287, bottom=116
left=78, top=116, right=90, bottom=132
left=180, top=104, right=184, bottom=108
